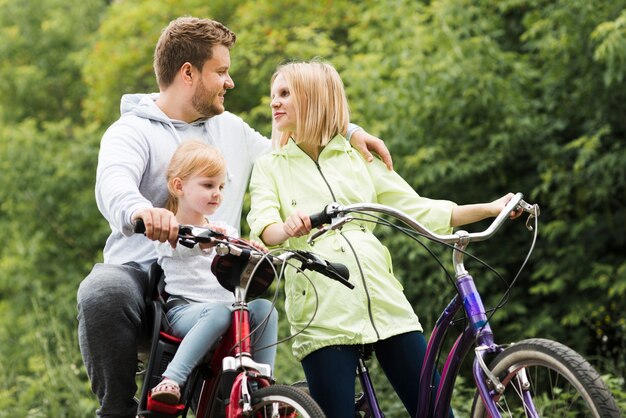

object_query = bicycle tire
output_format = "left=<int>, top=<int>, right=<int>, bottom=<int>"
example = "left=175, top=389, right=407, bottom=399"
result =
left=470, top=338, right=621, bottom=418
left=291, top=380, right=372, bottom=417
left=250, top=384, right=326, bottom=417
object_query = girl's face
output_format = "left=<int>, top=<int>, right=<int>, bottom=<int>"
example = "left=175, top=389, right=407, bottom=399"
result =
left=270, top=72, right=296, bottom=133
left=178, top=172, right=225, bottom=216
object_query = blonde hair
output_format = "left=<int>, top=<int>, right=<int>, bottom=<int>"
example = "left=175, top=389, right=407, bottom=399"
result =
left=165, top=141, right=227, bottom=213
left=271, top=61, right=349, bottom=148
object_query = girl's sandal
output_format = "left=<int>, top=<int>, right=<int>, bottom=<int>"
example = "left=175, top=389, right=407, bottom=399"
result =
left=150, top=378, right=181, bottom=405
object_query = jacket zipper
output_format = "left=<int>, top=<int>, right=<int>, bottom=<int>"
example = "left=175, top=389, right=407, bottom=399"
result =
left=311, top=158, right=380, bottom=340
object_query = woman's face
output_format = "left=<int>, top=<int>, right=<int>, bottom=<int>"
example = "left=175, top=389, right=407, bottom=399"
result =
left=270, top=72, right=296, bottom=133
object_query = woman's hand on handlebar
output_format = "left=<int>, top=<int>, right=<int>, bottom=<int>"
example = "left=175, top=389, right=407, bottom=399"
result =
left=283, top=210, right=313, bottom=238
left=451, top=192, right=523, bottom=227
left=132, top=207, right=179, bottom=247
left=492, top=193, right=524, bottom=219
left=260, top=210, right=312, bottom=246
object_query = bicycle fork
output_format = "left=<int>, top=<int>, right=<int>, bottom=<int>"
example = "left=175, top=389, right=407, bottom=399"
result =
left=456, top=236, right=539, bottom=418
left=416, top=233, right=540, bottom=418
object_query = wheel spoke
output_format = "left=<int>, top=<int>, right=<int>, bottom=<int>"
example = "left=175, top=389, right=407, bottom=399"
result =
left=469, top=339, right=620, bottom=418
left=249, top=384, right=325, bottom=418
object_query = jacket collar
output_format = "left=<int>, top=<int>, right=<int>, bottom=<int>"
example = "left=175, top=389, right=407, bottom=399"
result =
left=273, top=134, right=350, bottom=158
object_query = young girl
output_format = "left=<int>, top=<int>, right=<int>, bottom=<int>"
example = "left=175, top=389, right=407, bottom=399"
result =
left=150, top=141, right=278, bottom=404
left=247, top=61, right=520, bottom=417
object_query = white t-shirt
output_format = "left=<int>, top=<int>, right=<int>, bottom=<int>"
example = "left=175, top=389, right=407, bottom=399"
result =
left=154, top=220, right=238, bottom=303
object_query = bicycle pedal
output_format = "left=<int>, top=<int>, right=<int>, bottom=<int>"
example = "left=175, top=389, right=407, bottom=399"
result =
left=146, top=394, right=186, bottom=416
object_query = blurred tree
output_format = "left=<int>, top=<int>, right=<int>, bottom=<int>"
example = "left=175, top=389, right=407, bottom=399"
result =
left=227, top=0, right=361, bottom=134
left=82, top=0, right=243, bottom=125
left=0, top=119, right=105, bottom=416
left=0, top=0, right=108, bottom=125
left=520, top=0, right=626, bottom=371
left=342, top=0, right=626, bottom=380
left=1, top=0, right=625, bottom=415
left=0, top=0, right=109, bottom=414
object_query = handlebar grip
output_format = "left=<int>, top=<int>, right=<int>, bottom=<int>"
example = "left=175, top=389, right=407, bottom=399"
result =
left=133, top=219, right=146, bottom=234
left=309, top=206, right=332, bottom=229
left=326, top=261, right=353, bottom=289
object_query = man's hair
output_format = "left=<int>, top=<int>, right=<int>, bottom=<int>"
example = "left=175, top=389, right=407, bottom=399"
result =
left=165, top=141, right=227, bottom=213
left=154, top=16, right=236, bottom=88
left=271, top=61, right=349, bottom=149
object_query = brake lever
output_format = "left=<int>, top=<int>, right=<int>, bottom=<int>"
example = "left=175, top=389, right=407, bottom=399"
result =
left=178, top=238, right=197, bottom=248
left=295, top=251, right=354, bottom=289
left=307, top=216, right=354, bottom=244
left=177, top=225, right=225, bottom=247
left=516, top=200, right=540, bottom=232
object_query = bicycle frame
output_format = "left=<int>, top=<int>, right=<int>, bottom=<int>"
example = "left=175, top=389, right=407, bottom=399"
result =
left=416, top=273, right=498, bottom=418
left=142, top=285, right=272, bottom=418
left=312, top=194, right=541, bottom=418
left=357, top=268, right=499, bottom=418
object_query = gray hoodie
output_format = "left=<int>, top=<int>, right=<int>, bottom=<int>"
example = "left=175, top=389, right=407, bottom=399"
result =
left=96, top=93, right=270, bottom=271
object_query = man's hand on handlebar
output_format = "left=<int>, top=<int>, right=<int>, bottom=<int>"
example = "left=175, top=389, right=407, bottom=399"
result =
left=132, top=207, right=179, bottom=247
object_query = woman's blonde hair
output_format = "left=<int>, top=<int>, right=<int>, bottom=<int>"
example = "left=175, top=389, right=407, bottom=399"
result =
left=271, top=60, right=349, bottom=148
left=165, top=141, right=227, bottom=213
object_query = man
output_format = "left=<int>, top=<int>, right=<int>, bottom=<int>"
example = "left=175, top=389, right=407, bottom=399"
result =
left=77, top=16, right=392, bottom=418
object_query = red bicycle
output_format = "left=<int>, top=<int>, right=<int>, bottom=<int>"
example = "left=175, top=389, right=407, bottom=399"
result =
left=134, top=222, right=349, bottom=417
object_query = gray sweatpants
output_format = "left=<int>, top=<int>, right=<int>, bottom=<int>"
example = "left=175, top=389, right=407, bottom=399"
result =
left=77, top=262, right=147, bottom=418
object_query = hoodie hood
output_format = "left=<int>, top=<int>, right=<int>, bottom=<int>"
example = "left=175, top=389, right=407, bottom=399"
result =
left=120, top=93, right=169, bottom=123
left=119, top=93, right=209, bottom=128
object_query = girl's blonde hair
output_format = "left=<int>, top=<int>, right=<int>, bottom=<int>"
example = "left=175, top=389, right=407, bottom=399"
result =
left=271, top=60, right=349, bottom=148
left=165, top=141, right=227, bottom=213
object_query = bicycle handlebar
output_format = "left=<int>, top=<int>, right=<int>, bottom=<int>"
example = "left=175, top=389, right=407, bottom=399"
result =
left=133, top=220, right=146, bottom=234
left=212, top=241, right=353, bottom=290
left=133, top=219, right=226, bottom=248
left=309, top=210, right=333, bottom=229
left=307, top=192, right=539, bottom=245
left=133, top=219, right=353, bottom=289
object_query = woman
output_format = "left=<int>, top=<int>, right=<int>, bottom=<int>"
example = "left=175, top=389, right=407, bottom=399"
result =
left=247, top=60, right=518, bottom=417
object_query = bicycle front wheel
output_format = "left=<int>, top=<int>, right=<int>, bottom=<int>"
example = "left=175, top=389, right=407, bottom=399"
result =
left=471, top=338, right=621, bottom=418
left=249, top=384, right=325, bottom=417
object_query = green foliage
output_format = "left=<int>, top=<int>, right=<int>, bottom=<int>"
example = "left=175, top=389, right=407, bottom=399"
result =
left=82, top=0, right=244, bottom=125
left=0, top=0, right=107, bottom=125
left=0, top=119, right=105, bottom=415
left=0, top=295, right=96, bottom=417
left=227, top=0, right=361, bottom=134
left=1, top=0, right=625, bottom=415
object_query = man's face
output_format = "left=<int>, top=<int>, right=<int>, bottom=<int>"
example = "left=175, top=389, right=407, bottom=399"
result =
left=191, top=44, right=234, bottom=118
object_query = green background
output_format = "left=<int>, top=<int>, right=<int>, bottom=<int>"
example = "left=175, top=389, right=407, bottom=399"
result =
left=0, top=0, right=625, bottom=416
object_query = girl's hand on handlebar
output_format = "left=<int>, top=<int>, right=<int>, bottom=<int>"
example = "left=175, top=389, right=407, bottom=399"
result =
left=197, top=223, right=227, bottom=250
left=208, top=223, right=228, bottom=235
left=132, top=207, right=179, bottom=247
left=248, top=240, right=268, bottom=253
left=283, top=210, right=312, bottom=238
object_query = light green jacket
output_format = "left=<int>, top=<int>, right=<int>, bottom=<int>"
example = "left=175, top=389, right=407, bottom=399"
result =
left=248, top=136, right=456, bottom=360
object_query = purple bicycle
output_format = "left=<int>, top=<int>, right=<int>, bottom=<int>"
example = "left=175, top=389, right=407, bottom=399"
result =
left=301, top=192, right=621, bottom=418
